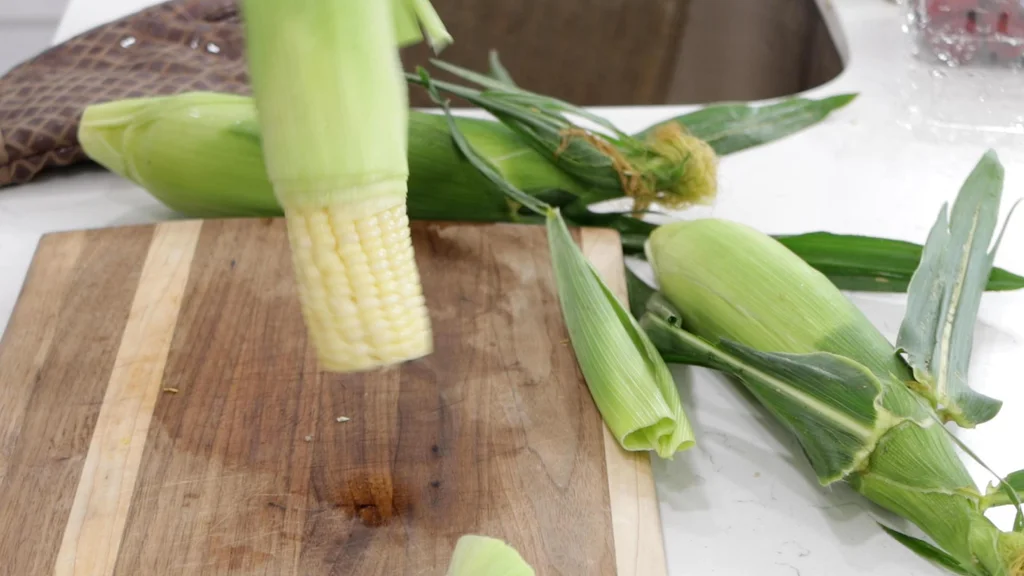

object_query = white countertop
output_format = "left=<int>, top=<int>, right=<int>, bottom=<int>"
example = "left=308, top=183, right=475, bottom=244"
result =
left=3, top=1, right=1023, bottom=574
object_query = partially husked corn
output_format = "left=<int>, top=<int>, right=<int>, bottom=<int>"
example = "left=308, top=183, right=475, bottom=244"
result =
left=285, top=198, right=432, bottom=371
left=644, top=217, right=1024, bottom=576
left=239, top=0, right=446, bottom=373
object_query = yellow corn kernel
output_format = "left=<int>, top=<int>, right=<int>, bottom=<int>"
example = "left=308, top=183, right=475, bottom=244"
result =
left=284, top=197, right=432, bottom=372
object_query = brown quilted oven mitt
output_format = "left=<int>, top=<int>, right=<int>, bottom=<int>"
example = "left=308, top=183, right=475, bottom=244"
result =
left=0, top=0, right=248, bottom=188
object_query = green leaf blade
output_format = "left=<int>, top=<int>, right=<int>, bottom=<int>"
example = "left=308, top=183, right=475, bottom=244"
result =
left=634, top=94, right=857, bottom=156
left=776, top=231, right=1024, bottom=293
left=1007, top=470, right=1024, bottom=492
left=639, top=299, right=728, bottom=370
left=896, top=150, right=1009, bottom=428
left=423, top=69, right=694, bottom=458
left=878, top=524, right=973, bottom=576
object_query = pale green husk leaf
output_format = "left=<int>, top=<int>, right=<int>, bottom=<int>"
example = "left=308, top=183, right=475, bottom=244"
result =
left=547, top=212, right=693, bottom=457
left=897, top=150, right=1014, bottom=427
left=446, top=535, right=535, bottom=576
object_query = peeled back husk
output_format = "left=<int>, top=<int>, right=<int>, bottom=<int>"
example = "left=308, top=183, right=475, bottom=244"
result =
left=421, top=72, right=696, bottom=458
left=642, top=218, right=1024, bottom=576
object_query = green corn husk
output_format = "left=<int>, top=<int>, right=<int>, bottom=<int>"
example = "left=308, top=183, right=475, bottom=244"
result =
left=445, top=535, right=535, bottom=576
left=546, top=208, right=693, bottom=457
left=640, top=213, right=1024, bottom=575
left=424, top=72, right=694, bottom=457
left=77, top=92, right=1024, bottom=294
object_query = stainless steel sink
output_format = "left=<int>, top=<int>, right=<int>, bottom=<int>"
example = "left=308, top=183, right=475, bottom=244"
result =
left=403, top=0, right=845, bottom=107
left=664, top=0, right=845, bottom=103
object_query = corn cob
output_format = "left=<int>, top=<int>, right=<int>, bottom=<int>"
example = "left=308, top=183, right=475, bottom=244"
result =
left=239, top=0, right=450, bottom=371
left=640, top=204, right=1024, bottom=574
left=282, top=197, right=430, bottom=371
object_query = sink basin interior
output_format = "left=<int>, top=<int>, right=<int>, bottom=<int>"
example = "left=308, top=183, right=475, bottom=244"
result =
left=401, top=0, right=846, bottom=107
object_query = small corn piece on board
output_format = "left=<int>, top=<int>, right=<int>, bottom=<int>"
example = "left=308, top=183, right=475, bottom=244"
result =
left=0, top=218, right=665, bottom=576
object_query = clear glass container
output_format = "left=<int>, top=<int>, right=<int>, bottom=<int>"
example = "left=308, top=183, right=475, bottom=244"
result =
left=900, top=0, right=1024, bottom=144
left=905, top=0, right=1024, bottom=67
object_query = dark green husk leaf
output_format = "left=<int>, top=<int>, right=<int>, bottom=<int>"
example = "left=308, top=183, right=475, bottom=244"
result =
left=640, top=307, right=891, bottom=485
left=775, top=232, right=1024, bottom=292
left=879, top=524, right=972, bottom=575
left=1009, top=470, right=1024, bottom=492
left=625, top=266, right=656, bottom=320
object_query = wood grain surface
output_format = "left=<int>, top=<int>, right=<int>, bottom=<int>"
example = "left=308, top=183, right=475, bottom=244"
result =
left=0, top=219, right=667, bottom=576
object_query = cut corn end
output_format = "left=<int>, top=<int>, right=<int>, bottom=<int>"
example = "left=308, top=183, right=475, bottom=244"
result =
left=285, top=199, right=432, bottom=372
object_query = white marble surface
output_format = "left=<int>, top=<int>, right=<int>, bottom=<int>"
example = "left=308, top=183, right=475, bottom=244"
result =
left=2, top=1, right=1022, bottom=574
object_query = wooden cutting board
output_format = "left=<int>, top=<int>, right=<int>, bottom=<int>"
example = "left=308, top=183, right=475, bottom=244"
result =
left=0, top=218, right=667, bottom=576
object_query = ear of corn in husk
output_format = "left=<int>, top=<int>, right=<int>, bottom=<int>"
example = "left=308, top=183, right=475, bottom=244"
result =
left=75, top=72, right=1024, bottom=292
left=445, top=535, right=535, bottom=576
left=78, top=92, right=280, bottom=218
left=78, top=92, right=586, bottom=224
left=639, top=152, right=1023, bottom=576
left=424, top=72, right=694, bottom=457
left=238, top=0, right=450, bottom=372
left=77, top=65, right=861, bottom=233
